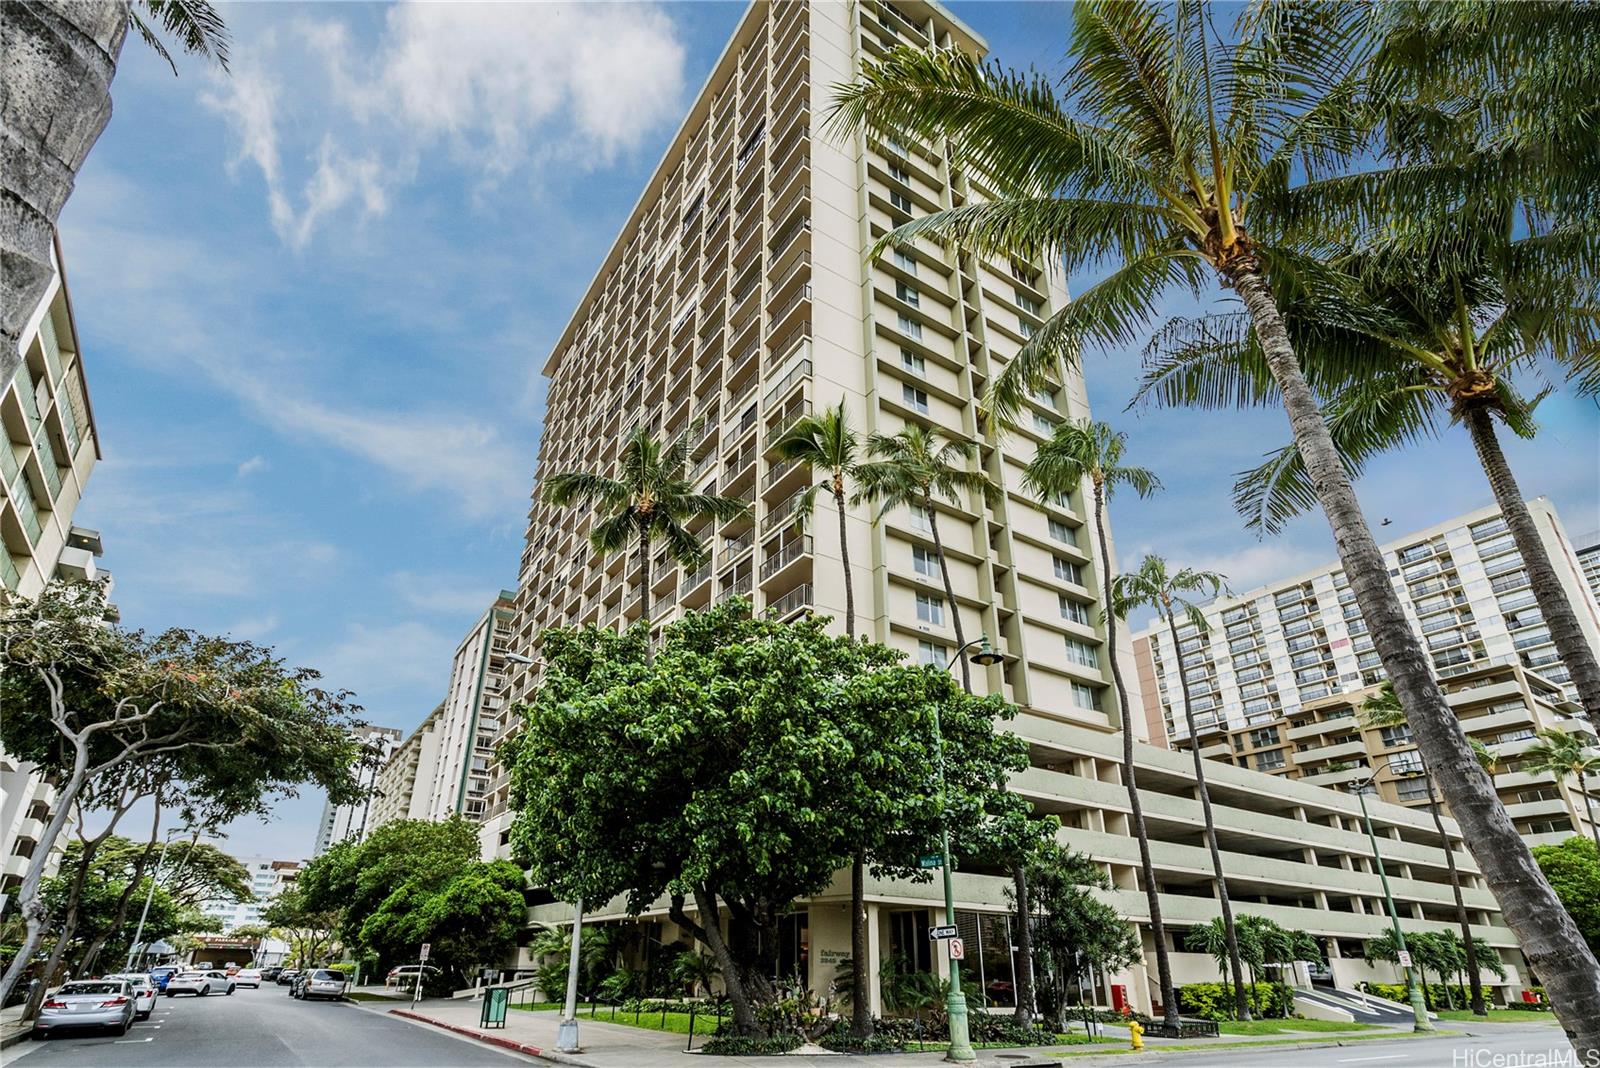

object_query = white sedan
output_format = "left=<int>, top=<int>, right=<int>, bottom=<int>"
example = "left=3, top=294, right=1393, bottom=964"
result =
left=104, top=973, right=158, bottom=1018
left=164, top=970, right=235, bottom=997
left=234, top=968, right=264, bottom=988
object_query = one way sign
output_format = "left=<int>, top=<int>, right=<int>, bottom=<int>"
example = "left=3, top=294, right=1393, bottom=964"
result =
left=929, top=925, right=959, bottom=940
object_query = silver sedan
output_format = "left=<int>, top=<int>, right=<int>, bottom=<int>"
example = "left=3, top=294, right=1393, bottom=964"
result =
left=31, top=979, right=137, bottom=1038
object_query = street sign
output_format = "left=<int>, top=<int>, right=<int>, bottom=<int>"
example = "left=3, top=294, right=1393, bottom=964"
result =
left=420, top=943, right=431, bottom=961
left=948, top=938, right=965, bottom=960
left=929, top=925, right=959, bottom=940
left=918, top=854, right=944, bottom=869
left=1397, top=950, right=1411, bottom=968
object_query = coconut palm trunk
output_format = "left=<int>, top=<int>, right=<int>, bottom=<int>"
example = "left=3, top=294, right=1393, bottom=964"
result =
left=1460, top=404, right=1600, bottom=734
left=1091, top=482, right=1178, bottom=1029
left=0, top=0, right=130, bottom=389
left=924, top=498, right=969, bottom=693
left=1421, top=766, right=1487, bottom=1016
left=1166, top=609, right=1250, bottom=1021
left=1011, top=862, right=1036, bottom=1025
left=1225, top=263, right=1600, bottom=1050
left=834, top=479, right=855, bottom=639
left=635, top=528, right=652, bottom=657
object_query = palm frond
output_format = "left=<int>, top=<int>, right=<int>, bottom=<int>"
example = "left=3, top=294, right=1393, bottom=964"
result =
left=131, top=0, right=231, bottom=74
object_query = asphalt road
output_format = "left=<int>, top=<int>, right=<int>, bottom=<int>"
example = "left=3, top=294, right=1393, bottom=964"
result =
left=7, top=985, right=534, bottom=1067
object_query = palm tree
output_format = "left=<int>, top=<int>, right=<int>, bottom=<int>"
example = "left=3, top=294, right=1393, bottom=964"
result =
left=1525, top=730, right=1600, bottom=855
left=852, top=424, right=994, bottom=691
left=1112, top=556, right=1249, bottom=1020
left=544, top=424, right=750, bottom=656
left=771, top=400, right=872, bottom=1037
left=1359, top=683, right=1492, bottom=1016
left=771, top=400, right=861, bottom=638
left=1021, top=420, right=1174, bottom=1027
left=1138, top=225, right=1600, bottom=735
left=830, top=6, right=1600, bottom=1045
left=2, top=0, right=230, bottom=387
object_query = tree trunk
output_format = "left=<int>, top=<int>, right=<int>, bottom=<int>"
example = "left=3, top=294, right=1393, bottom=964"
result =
left=926, top=502, right=969, bottom=692
left=1227, top=263, right=1600, bottom=1055
left=1092, top=483, right=1178, bottom=1028
left=835, top=483, right=855, bottom=639
left=1462, top=404, right=1600, bottom=733
left=0, top=744, right=91, bottom=1006
left=636, top=531, right=653, bottom=661
left=78, top=805, right=162, bottom=976
left=849, top=853, right=871, bottom=1037
left=1167, top=610, right=1250, bottom=1021
left=1011, top=863, right=1036, bottom=1025
left=23, top=836, right=97, bottom=1020
left=0, top=0, right=130, bottom=388
left=1423, top=766, right=1486, bottom=1016
left=689, top=886, right=759, bottom=1037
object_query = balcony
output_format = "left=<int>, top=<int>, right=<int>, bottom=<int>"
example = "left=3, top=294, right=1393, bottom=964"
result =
left=1285, top=714, right=1355, bottom=742
left=760, top=535, right=811, bottom=583
left=764, top=490, right=804, bottom=535
left=766, top=399, right=811, bottom=447
left=1303, top=763, right=1370, bottom=787
left=717, top=569, right=753, bottom=603
left=764, top=357, right=811, bottom=408
left=767, top=582, right=814, bottom=619
left=1298, top=738, right=1368, bottom=765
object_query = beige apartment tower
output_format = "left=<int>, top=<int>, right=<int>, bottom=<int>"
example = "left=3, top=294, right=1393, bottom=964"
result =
left=494, top=0, right=1535, bottom=1016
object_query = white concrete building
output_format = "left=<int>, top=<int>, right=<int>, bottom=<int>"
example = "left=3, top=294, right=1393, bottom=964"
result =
left=202, top=856, right=301, bottom=933
left=488, top=0, right=1536, bottom=1017
left=422, top=593, right=515, bottom=838
left=312, top=724, right=403, bottom=855
left=1578, top=539, right=1600, bottom=608
left=367, top=703, right=446, bottom=833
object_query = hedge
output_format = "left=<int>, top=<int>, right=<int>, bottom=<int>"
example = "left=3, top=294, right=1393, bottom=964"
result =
left=1177, top=982, right=1296, bottom=1021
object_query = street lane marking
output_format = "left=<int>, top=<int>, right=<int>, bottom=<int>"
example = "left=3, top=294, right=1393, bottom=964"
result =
left=1338, top=1058, right=1407, bottom=1064
left=115, top=1037, right=155, bottom=1043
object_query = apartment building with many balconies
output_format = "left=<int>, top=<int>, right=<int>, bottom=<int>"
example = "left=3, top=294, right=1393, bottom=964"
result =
left=1135, top=500, right=1600, bottom=845
left=1578, top=540, right=1600, bottom=608
left=366, top=703, right=446, bottom=833
left=488, top=0, right=1535, bottom=1015
left=311, top=724, right=404, bottom=856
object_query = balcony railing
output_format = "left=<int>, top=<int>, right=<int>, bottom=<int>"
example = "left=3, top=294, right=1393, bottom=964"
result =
left=767, top=583, right=814, bottom=618
left=764, top=358, right=811, bottom=407
left=717, top=571, right=753, bottom=602
left=761, top=536, right=811, bottom=580
left=764, top=491, right=805, bottom=534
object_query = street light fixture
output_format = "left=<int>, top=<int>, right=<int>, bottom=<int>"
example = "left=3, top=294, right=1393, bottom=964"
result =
left=125, top=826, right=193, bottom=971
left=501, top=650, right=583, bottom=1052
left=1350, top=761, right=1434, bottom=1033
left=931, top=634, right=1000, bottom=1064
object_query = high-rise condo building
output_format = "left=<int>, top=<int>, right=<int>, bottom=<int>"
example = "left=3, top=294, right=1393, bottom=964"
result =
left=491, top=0, right=1536, bottom=1015
left=422, top=592, right=515, bottom=840
left=202, top=855, right=301, bottom=933
left=367, top=703, right=446, bottom=833
left=1578, top=540, right=1600, bottom=608
left=1134, top=500, right=1600, bottom=845
left=2, top=240, right=104, bottom=897
left=312, top=724, right=404, bottom=856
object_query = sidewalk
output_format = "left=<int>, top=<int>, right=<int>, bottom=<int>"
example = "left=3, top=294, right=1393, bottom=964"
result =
left=1, top=1004, right=35, bottom=1050
left=366, top=998, right=1422, bottom=1068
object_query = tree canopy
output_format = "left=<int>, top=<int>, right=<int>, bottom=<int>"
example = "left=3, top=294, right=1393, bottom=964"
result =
left=504, top=601, right=1030, bottom=1036
left=1534, top=837, right=1600, bottom=955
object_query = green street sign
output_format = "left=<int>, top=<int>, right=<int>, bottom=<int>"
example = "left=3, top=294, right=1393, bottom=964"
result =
left=918, top=854, right=943, bottom=869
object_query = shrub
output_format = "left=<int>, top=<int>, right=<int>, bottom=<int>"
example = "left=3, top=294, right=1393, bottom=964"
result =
left=968, top=1016, right=1058, bottom=1047
left=322, top=962, right=357, bottom=978
left=701, top=1033, right=802, bottom=1056
left=1177, top=982, right=1294, bottom=1020
left=1364, top=982, right=1473, bottom=1009
left=818, top=1019, right=907, bottom=1053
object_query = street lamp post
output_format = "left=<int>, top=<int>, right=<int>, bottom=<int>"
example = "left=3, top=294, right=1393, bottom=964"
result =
left=935, top=635, right=1002, bottom=1064
left=1352, top=765, right=1433, bottom=1032
left=125, top=827, right=189, bottom=972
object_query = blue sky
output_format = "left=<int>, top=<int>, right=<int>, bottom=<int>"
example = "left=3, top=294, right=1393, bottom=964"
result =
left=61, top=2, right=1597, bottom=860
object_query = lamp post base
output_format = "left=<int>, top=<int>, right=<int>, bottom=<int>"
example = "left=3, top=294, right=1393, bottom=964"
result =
left=1406, top=972, right=1434, bottom=1032
left=556, top=1017, right=582, bottom=1052
left=945, top=988, right=976, bottom=1063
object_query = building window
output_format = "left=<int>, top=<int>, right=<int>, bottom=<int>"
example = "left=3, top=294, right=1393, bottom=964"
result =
left=1014, top=289, right=1042, bottom=316
left=1054, top=556, right=1084, bottom=586
left=1255, top=749, right=1287, bottom=771
left=1378, top=724, right=1413, bottom=748
left=909, top=504, right=932, bottom=532
left=1033, top=412, right=1056, bottom=435
left=916, top=592, right=945, bottom=626
left=1248, top=726, right=1280, bottom=748
left=893, top=247, right=918, bottom=275
left=901, top=348, right=925, bottom=374
left=918, top=639, right=946, bottom=667
left=895, top=280, right=921, bottom=308
left=1395, top=777, right=1432, bottom=802
left=913, top=545, right=938, bottom=577
left=897, top=313, right=923, bottom=340
left=1018, top=317, right=1035, bottom=338
left=1059, top=595, right=1090, bottom=625
left=1048, top=518, right=1077, bottom=546
left=1072, top=683, right=1100, bottom=711
left=902, top=384, right=929, bottom=413
left=890, top=189, right=915, bottom=214
left=888, top=161, right=910, bottom=184
left=1064, top=639, right=1100, bottom=668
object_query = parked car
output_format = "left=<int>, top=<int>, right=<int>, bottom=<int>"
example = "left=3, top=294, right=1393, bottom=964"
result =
left=260, top=967, right=283, bottom=982
left=276, top=969, right=301, bottom=987
left=194, top=961, right=215, bottom=970
left=104, top=974, right=157, bottom=1019
left=164, top=970, right=235, bottom=997
left=293, top=969, right=349, bottom=1001
left=32, top=980, right=136, bottom=1039
left=385, top=964, right=439, bottom=989
left=148, top=965, right=181, bottom=991
left=234, top=968, right=264, bottom=988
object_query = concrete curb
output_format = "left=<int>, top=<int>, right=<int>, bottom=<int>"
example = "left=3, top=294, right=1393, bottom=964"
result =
left=388, top=1007, right=596, bottom=1066
left=1, top=1027, right=33, bottom=1051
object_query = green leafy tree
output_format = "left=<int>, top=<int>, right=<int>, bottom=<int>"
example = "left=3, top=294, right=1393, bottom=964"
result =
left=260, top=886, right=341, bottom=971
left=0, top=582, right=365, bottom=1007
left=505, top=601, right=1028, bottom=1037
left=852, top=424, right=995, bottom=692
left=829, top=5, right=1600, bottom=1043
left=1359, top=683, right=1492, bottom=1014
left=1524, top=731, right=1600, bottom=854
left=772, top=400, right=862, bottom=638
left=1533, top=837, right=1600, bottom=955
left=543, top=424, right=750, bottom=647
left=1023, top=844, right=1139, bottom=1033
left=155, top=841, right=251, bottom=909
left=356, top=861, right=524, bottom=992
left=1021, top=419, right=1174, bottom=1027
left=1112, top=555, right=1248, bottom=1018
left=3, top=0, right=230, bottom=389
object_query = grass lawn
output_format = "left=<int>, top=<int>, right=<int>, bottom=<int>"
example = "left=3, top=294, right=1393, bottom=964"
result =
left=1436, top=1009, right=1559, bottom=1024
left=1218, top=1019, right=1377, bottom=1035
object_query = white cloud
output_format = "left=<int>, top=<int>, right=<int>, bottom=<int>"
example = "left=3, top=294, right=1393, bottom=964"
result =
left=389, top=570, right=501, bottom=617
left=1186, top=541, right=1328, bottom=596
left=315, top=620, right=456, bottom=702
left=203, top=2, right=688, bottom=248
left=237, top=455, right=269, bottom=478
